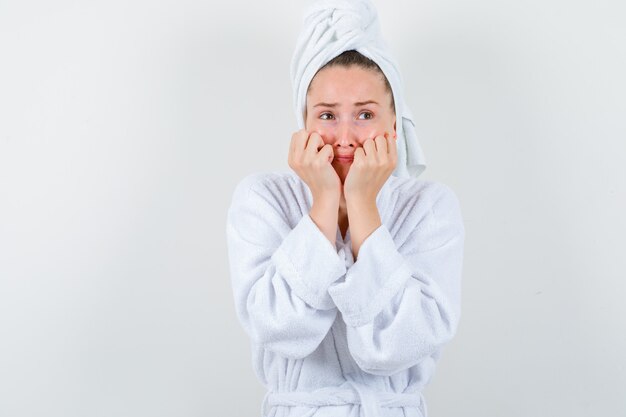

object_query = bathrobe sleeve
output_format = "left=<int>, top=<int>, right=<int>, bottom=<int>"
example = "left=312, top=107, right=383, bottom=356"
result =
left=226, top=174, right=346, bottom=359
left=327, top=183, right=465, bottom=376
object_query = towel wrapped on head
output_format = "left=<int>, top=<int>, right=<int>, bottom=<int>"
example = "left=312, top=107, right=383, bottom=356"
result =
left=290, top=0, right=427, bottom=178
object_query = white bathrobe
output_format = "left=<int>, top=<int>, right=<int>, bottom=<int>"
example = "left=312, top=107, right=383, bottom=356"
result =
left=225, top=170, right=465, bottom=417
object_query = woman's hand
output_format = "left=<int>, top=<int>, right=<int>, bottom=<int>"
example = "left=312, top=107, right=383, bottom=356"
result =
left=343, top=132, right=397, bottom=203
left=289, top=129, right=342, bottom=246
left=288, top=129, right=342, bottom=201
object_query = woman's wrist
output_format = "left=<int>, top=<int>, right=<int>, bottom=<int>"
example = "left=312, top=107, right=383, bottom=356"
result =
left=310, top=195, right=340, bottom=248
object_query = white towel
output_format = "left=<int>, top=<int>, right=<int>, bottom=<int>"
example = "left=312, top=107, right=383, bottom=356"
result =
left=290, top=0, right=427, bottom=179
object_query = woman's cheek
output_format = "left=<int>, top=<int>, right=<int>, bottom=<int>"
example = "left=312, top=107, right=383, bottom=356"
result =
left=313, top=128, right=332, bottom=144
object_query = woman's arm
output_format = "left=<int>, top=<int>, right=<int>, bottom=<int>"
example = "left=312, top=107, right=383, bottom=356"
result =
left=345, top=195, right=382, bottom=260
left=310, top=193, right=341, bottom=248
left=328, top=183, right=465, bottom=376
left=226, top=173, right=346, bottom=359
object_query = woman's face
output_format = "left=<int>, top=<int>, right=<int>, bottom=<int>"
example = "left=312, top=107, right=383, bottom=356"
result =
left=304, top=65, right=396, bottom=184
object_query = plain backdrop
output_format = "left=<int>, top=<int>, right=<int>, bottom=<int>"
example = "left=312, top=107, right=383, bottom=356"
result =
left=1, top=0, right=625, bottom=416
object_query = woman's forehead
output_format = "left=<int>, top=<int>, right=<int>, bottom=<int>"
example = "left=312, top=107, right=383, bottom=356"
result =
left=307, top=67, right=388, bottom=100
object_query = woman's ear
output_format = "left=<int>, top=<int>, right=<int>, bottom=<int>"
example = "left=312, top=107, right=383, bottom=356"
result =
left=393, top=120, right=397, bottom=138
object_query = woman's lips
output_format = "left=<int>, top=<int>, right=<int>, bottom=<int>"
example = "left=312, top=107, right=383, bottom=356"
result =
left=334, top=155, right=354, bottom=163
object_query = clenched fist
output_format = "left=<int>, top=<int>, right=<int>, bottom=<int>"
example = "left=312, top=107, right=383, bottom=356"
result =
left=343, top=132, right=397, bottom=202
left=288, top=129, right=342, bottom=202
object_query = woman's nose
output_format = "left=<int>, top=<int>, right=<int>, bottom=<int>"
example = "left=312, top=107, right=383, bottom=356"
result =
left=332, top=122, right=358, bottom=147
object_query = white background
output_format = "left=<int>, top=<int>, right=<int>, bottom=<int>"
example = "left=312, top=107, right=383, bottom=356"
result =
left=1, top=0, right=625, bottom=416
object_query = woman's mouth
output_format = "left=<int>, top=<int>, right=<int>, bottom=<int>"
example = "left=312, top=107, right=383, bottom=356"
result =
left=334, top=156, right=354, bottom=163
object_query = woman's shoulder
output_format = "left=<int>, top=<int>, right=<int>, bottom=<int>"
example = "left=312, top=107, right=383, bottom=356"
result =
left=383, top=176, right=464, bottom=244
left=388, top=175, right=459, bottom=204
left=230, top=169, right=309, bottom=208
left=386, top=175, right=463, bottom=221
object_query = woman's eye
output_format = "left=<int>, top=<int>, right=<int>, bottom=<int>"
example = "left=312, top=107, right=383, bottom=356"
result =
left=319, top=112, right=372, bottom=120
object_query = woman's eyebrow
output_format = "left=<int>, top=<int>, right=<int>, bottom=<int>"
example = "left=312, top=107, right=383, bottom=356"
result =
left=313, top=100, right=379, bottom=107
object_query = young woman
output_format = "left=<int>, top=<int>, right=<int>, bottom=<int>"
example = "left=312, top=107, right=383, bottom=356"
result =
left=226, top=3, right=465, bottom=417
